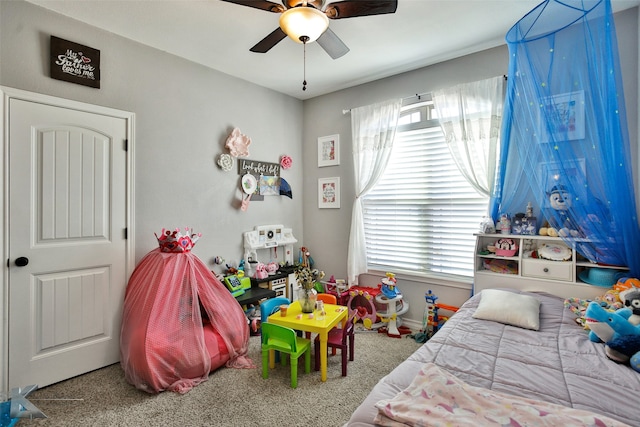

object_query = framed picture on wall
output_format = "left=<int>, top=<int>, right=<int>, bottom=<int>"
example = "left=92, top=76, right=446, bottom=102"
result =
left=317, top=134, right=340, bottom=167
left=538, top=90, right=585, bottom=143
left=318, top=177, right=340, bottom=209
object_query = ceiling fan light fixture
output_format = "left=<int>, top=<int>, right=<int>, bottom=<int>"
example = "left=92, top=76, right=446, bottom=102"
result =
left=279, top=7, right=329, bottom=44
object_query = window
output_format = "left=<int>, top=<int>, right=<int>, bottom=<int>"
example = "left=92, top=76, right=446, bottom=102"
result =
left=362, top=101, right=489, bottom=279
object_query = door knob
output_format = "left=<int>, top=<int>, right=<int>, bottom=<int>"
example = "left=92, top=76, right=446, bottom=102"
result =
left=15, top=257, right=29, bottom=267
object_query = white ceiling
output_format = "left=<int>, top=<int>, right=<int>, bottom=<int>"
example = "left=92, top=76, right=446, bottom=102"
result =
left=25, top=0, right=640, bottom=100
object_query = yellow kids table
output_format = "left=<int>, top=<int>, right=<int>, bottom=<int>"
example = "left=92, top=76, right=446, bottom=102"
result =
left=268, top=300, right=347, bottom=382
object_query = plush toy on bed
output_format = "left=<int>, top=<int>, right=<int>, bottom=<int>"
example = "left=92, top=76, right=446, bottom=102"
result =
left=620, top=289, right=640, bottom=326
left=585, top=301, right=640, bottom=373
left=564, top=290, right=622, bottom=328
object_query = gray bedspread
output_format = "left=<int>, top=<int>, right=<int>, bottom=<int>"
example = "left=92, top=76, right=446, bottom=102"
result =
left=345, top=289, right=640, bottom=426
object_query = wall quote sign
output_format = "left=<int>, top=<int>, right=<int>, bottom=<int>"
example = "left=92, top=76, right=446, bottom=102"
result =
left=237, top=159, right=281, bottom=177
left=50, top=36, right=100, bottom=88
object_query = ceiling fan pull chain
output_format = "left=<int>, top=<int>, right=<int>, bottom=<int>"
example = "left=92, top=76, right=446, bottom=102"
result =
left=301, top=35, right=309, bottom=91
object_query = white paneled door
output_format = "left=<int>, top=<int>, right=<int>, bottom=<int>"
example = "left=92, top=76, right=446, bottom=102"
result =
left=7, top=95, right=131, bottom=390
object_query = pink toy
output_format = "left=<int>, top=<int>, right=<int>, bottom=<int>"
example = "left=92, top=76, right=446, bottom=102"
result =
left=267, top=262, right=278, bottom=275
left=347, top=286, right=379, bottom=327
left=254, top=262, right=268, bottom=279
left=325, top=278, right=350, bottom=305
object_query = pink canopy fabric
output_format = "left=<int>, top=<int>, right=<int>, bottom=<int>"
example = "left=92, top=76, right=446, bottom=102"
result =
left=120, top=230, right=253, bottom=394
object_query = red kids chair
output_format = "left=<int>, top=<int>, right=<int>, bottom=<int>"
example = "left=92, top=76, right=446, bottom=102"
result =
left=314, top=313, right=356, bottom=376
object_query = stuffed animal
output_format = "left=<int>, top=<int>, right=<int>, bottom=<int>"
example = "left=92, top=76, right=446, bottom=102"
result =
left=546, top=185, right=581, bottom=238
left=614, top=276, right=640, bottom=292
left=607, top=334, right=640, bottom=371
left=266, top=262, right=279, bottom=275
left=585, top=301, right=640, bottom=372
left=565, top=290, right=623, bottom=328
left=254, top=262, right=268, bottom=279
left=620, top=289, right=640, bottom=326
left=596, top=289, right=624, bottom=311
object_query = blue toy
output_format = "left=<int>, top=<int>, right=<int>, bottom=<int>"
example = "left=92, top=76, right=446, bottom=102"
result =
left=585, top=301, right=640, bottom=372
left=380, top=272, right=399, bottom=298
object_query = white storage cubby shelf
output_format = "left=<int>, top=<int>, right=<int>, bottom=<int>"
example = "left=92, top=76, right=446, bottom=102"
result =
left=473, top=233, right=628, bottom=300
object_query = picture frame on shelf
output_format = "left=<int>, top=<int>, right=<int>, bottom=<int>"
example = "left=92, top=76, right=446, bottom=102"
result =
left=318, top=177, right=340, bottom=209
left=317, top=134, right=340, bottom=167
left=538, top=90, right=585, bottom=143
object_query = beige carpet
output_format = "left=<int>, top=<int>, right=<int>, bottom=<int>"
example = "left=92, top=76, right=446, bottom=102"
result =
left=18, top=331, right=421, bottom=426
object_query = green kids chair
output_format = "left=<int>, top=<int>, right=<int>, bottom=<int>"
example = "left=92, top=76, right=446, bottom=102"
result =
left=261, top=322, right=311, bottom=388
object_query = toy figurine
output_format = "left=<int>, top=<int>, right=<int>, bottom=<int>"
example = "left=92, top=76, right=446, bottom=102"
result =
left=380, top=272, right=399, bottom=298
left=299, top=246, right=314, bottom=269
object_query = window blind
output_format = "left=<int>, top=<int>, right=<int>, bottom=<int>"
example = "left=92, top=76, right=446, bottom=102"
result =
left=362, top=126, right=489, bottom=279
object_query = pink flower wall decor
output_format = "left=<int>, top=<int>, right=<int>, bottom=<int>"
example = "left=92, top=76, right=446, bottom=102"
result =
left=280, top=155, right=292, bottom=169
left=225, top=127, right=251, bottom=158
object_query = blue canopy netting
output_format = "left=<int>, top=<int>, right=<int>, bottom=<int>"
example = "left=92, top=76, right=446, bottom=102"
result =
left=491, top=0, right=640, bottom=275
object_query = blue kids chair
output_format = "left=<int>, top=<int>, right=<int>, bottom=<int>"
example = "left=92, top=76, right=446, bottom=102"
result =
left=259, top=297, right=291, bottom=324
left=261, top=323, right=311, bottom=388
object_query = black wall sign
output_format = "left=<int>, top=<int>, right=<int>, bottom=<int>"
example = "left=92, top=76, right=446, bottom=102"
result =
left=237, top=159, right=281, bottom=177
left=50, top=36, right=100, bottom=88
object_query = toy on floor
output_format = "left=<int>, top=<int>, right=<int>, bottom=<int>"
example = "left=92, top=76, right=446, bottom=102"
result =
left=380, top=272, right=399, bottom=298
left=348, top=286, right=379, bottom=328
left=423, top=290, right=459, bottom=338
left=324, top=276, right=350, bottom=305
left=347, top=274, right=410, bottom=338
left=375, top=273, right=410, bottom=338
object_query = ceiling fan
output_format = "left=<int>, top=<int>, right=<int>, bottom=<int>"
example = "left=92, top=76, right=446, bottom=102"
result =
left=221, top=0, right=398, bottom=59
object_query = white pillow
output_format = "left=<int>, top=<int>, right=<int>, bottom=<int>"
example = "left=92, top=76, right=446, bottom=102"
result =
left=472, top=289, right=541, bottom=330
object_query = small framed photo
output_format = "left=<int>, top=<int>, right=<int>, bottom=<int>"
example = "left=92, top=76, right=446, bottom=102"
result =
left=318, top=177, right=340, bottom=209
left=317, top=134, right=340, bottom=167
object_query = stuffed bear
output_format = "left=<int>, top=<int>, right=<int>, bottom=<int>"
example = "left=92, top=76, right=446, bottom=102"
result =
left=546, top=185, right=581, bottom=238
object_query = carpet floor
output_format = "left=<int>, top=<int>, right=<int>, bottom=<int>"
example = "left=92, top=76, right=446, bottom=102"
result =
left=17, top=330, right=421, bottom=426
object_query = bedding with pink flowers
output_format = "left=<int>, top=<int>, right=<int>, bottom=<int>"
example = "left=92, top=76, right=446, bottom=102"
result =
left=345, top=289, right=640, bottom=427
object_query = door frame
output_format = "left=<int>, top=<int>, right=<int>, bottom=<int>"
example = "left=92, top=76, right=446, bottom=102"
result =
left=0, top=86, right=136, bottom=394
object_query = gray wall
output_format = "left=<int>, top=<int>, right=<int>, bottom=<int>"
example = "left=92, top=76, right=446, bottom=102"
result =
left=301, top=9, right=639, bottom=320
left=0, top=0, right=305, bottom=274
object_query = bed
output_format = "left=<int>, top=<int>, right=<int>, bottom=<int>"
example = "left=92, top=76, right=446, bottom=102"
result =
left=345, top=289, right=640, bottom=426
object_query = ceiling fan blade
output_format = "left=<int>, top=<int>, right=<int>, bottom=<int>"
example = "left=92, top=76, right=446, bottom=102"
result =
left=324, top=0, right=398, bottom=19
left=219, top=0, right=285, bottom=13
left=250, top=27, right=288, bottom=53
left=317, top=28, right=349, bottom=59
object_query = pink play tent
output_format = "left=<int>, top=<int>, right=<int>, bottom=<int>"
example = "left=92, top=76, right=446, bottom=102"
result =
left=120, top=228, right=253, bottom=393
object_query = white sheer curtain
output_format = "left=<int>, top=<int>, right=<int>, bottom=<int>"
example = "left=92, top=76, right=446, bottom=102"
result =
left=347, top=98, right=402, bottom=285
left=432, top=76, right=505, bottom=197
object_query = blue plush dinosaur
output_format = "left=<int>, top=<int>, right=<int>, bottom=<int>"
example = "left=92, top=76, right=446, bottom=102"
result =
left=585, top=301, right=640, bottom=372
